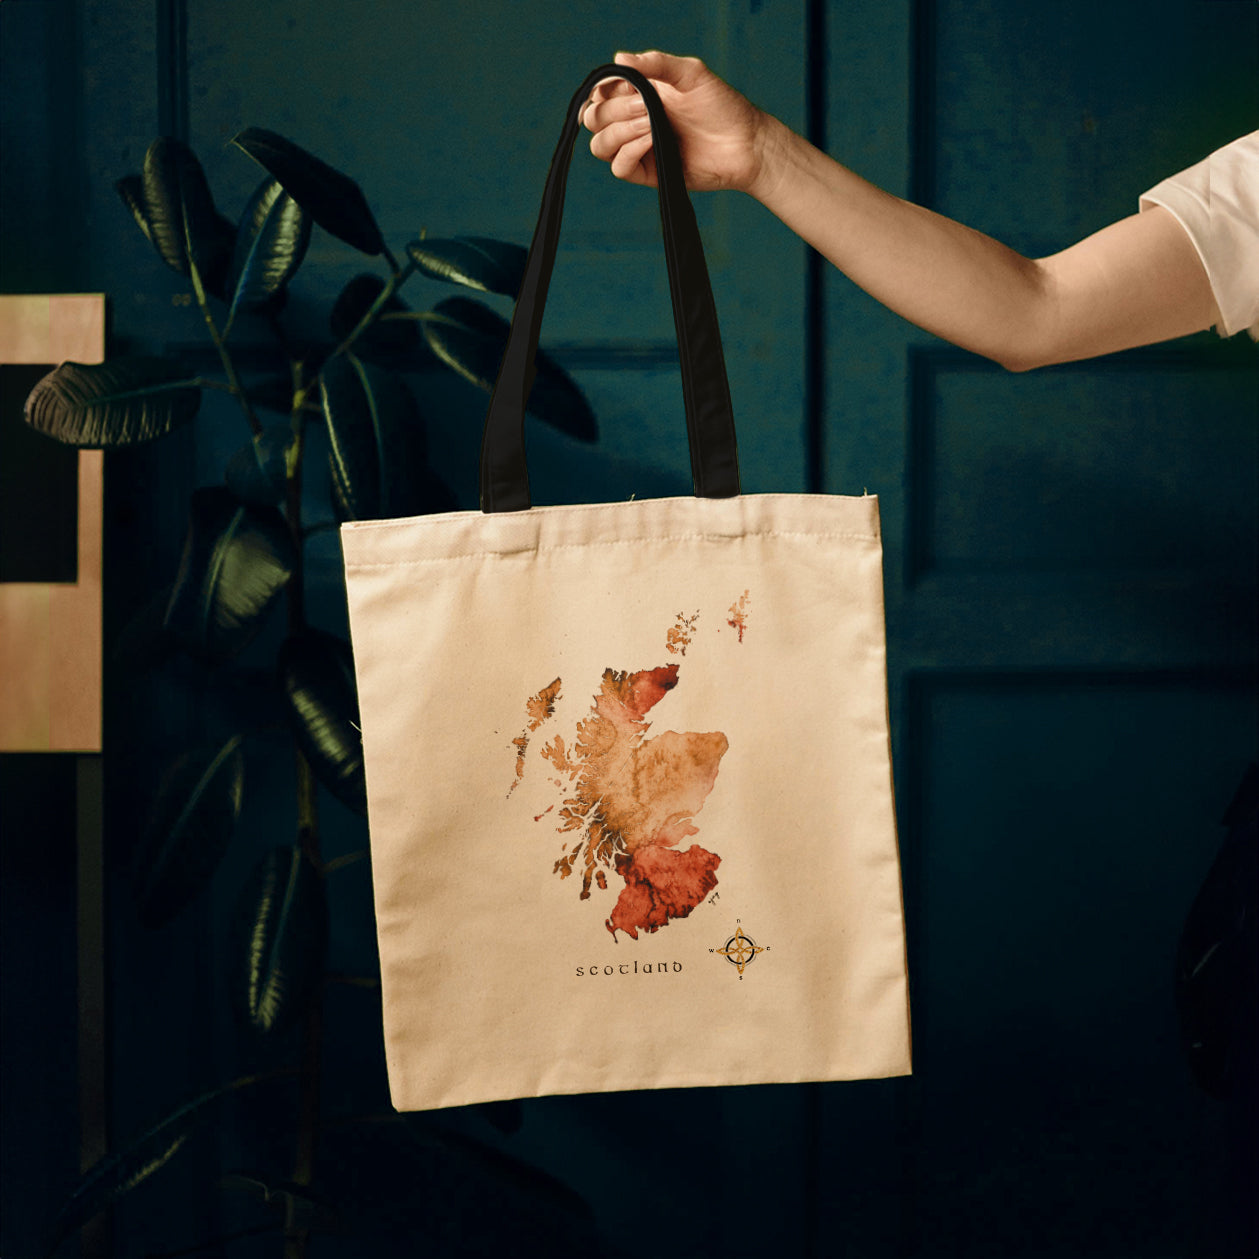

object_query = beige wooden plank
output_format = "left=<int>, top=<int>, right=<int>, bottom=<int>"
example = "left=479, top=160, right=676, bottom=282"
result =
left=0, top=584, right=52, bottom=749
left=0, top=294, right=52, bottom=363
left=0, top=293, right=104, bottom=751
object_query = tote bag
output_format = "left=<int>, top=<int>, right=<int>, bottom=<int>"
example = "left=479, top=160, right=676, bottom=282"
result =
left=341, top=64, right=912, bottom=1112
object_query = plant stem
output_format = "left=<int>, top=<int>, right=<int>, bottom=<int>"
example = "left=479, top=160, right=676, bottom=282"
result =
left=283, top=359, right=323, bottom=1259
left=302, top=520, right=341, bottom=540
left=284, top=756, right=324, bottom=1258
left=325, top=258, right=420, bottom=363
left=322, top=849, right=368, bottom=874
left=188, top=257, right=263, bottom=436
left=268, top=310, right=300, bottom=364
left=146, top=1223, right=280, bottom=1259
left=284, top=360, right=307, bottom=631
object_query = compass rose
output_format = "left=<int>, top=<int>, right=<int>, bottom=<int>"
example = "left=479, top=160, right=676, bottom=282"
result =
left=710, top=921, right=769, bottom=978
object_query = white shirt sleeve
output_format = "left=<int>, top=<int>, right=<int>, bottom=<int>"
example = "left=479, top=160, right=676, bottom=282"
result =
left=1139, top=131, right=1259, bottom=340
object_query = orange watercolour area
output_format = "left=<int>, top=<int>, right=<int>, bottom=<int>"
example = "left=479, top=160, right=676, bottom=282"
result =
left=666, top=610, right=699, bottom=656
left=541, top=735, right=579, bottom=779
left=525, top=678, right=563, bottom=727
left=548, top=662, right=729, bottom=941
left=507, top=677, right=562, bottom=795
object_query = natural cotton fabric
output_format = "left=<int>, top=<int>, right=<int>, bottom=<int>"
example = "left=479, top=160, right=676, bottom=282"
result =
left=341, top=491, right=912, bottom=1112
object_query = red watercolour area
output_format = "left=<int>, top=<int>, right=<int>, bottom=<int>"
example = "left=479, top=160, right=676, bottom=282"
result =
left=726, top=590, right=750, bottom=643
left=617, top=664, right=679, bottom=717
left=608, top=844, right=721, bottom=940
left=548, top=662, right=729, bottom=941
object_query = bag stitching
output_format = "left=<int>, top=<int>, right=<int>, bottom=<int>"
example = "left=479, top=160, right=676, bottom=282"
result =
left=344, top=495, right=874, bottom=531
left=343, top=529, right=880, bottom=570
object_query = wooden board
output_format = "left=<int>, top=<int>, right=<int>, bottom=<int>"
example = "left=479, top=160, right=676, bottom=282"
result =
left=0, top=293, right=105, bottom=752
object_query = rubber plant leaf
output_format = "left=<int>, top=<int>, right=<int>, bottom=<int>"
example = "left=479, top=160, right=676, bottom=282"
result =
left=132, top=735, right=245, bottom=928
left=220, top=1172, right=332, bottom=1228
left=329, top=273, right=425, bottom=365
left=225, top=177, right=312, bottom=330
left=110, top=583, right=179, bottom=676
left=230, top=126, right=385, bottom=257
left=136, top=136, right=236, bottom=298
left=277, top=630, right=367, bottom=815
left=41, top=1073, right=268, bottom=1258
left=423, top=295, right=596, bottom=442
left=329, top=462, right=458, bottom=524
left=402, top=1118, right=593, bottom=1221
left=225, top=423, right=292, bottom=507
left=163, top=487, right=295, bottom=660
left=321, top=354, right=428, bottom=521
left=230, top=845, right=327, bottom=1034
left=23, top=357, right=201, bottom=448
left=115, top=173, right=155, bottom=247
left=406, top=235, right=527, bottom=297
left=479, top=1099, right=524, bottom=1135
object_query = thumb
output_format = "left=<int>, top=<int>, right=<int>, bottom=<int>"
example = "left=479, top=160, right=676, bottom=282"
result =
left=613, top=49, right=703, bottom=89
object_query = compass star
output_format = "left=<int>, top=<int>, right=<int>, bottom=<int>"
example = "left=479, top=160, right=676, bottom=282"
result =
left=716, top=925, right=765, bottom=977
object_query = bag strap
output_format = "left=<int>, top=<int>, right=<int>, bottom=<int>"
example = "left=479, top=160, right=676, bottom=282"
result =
left=479, top=63, right=740, bottom=513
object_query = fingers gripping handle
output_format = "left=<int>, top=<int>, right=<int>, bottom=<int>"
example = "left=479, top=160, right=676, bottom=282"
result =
left=478, top=63, right=740, bottom=513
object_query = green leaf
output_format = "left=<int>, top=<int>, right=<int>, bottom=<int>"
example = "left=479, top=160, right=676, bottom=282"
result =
left=200, top=665, right=289, bottom=735
left=422, top=296, right=596, bottom=442
left=406, top=235, right=527, bottom=296
left=225, top=423, right=291, bottom=507
left=116, top=173, right=155, bottom=246
left=277, top=630, right=367, bottom=815
left=419, top=467, right=460, bottom=513
left=137, top=137, right=236, bottom=298
left=479, top=1098, right=524, bottom=1135
left=402, top=1117, right=593, bottom=1220
left=220, top=1171, right=332, bottom=1228
left=225, top=177, right=312, bottom=330
left=132, top=736, right=245, bottom=928
left=42, top=1074, right=268, bottom=1257
left=321, top=355, right=429, bottom=520
left=230, top=127, right=385, bottom=257
left=329, top=463, right=458, bottom=524
left=23, top=357, right=202, bottom=448
left=419, top=298, right=501, bottom=394
left=164, top=488, right=295, bottom=660
left=329, top=273, right=427, bottom=366
left=110, top=583, right=180, bottom=676
left=231, top=846, right=327, bottom=1034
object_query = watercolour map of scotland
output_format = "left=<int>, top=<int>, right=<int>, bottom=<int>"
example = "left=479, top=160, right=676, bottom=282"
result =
left=508, top=593, right=751, bottom=941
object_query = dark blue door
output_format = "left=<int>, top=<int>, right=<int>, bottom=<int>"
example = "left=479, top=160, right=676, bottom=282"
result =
left=3, top=1, right=1254, bottom=1255
left=820, top=2, right=1257, bottom=1255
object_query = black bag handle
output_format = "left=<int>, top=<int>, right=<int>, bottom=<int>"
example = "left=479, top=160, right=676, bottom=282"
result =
left=479, top=63, right=740, bottom=513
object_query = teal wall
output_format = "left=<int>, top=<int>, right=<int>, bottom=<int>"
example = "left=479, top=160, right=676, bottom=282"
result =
left=2, top=1, right=1255, bottom=1255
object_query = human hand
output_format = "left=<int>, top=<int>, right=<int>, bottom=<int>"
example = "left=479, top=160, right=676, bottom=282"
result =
left=581, top=50, right=772, bottom=196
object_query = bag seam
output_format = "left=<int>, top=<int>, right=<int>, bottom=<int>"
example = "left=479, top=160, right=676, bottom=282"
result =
left=342, top=494, right=878, bottom=535
left=343, top=529, right=880, bottom=570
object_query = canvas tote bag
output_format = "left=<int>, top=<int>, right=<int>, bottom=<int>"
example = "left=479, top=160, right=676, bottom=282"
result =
left=341, top=64, right=912, bottom=1112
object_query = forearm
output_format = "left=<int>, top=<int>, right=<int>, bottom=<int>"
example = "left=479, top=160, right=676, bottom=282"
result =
left=748, top=117, right=1055, bottom=368
left=583, top=52, right=1218, bottom=365
left=746, top=116, right=1216, bottom=369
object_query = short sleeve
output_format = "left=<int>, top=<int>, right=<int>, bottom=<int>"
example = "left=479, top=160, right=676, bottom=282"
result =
left=1139, top=132, right=1259, bottom=340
